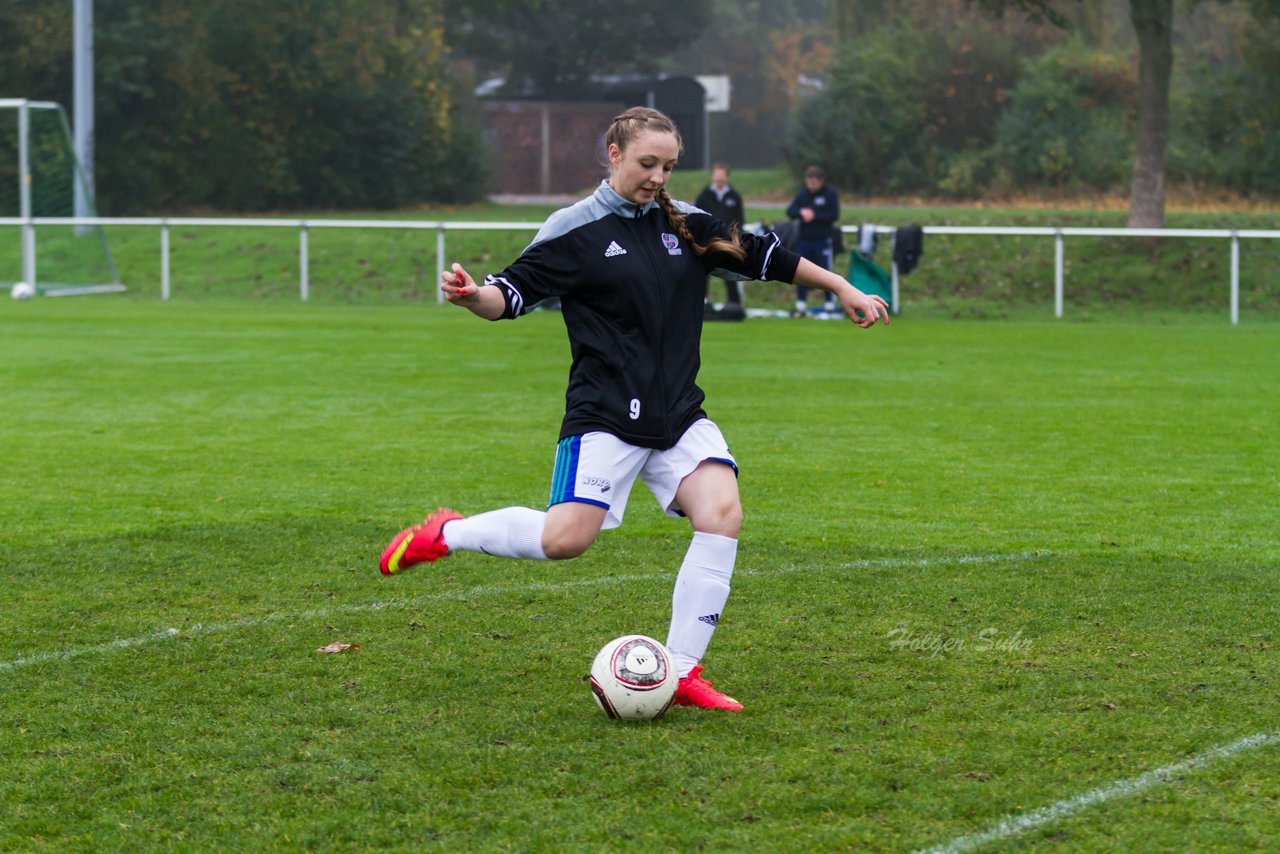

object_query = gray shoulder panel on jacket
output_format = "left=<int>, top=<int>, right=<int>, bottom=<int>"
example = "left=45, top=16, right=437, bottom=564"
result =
left=526, top=195, right=611, bottom=252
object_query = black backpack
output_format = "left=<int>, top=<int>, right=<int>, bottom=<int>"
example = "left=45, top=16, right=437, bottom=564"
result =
left=893, top=224, right=924, bottom=275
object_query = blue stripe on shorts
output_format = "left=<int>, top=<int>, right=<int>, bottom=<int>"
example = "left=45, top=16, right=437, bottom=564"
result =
left=548, top=435, right=611, bottom=511
left=549, top=435, right=581, bottom=507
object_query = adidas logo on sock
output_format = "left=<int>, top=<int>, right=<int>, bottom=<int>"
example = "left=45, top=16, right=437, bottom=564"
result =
left=604, top=241, right=627, bottom=257
left=698, top=613, right=720, bottom=627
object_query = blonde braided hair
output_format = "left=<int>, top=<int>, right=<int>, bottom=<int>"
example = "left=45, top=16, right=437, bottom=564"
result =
left=606, top=107, right=747, bottom=262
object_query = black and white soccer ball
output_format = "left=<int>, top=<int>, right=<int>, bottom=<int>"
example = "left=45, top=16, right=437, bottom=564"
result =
left=588, top=634, right=677, bottom=721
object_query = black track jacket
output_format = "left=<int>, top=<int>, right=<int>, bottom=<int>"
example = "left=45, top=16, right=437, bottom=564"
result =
left=485, top=182, right=801, bottom=449
left=785, top=184, right=840, bottom=242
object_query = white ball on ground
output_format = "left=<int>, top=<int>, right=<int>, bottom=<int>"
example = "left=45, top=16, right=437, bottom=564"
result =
left=10, top=282, right=35, bottom=301
left=588, top=634, right=678, bottom=721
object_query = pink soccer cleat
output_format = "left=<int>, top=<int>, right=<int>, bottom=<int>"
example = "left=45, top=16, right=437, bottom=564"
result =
left=673, top=664, right=744, bottom=711
left=379, top=508, right=464, bottom=575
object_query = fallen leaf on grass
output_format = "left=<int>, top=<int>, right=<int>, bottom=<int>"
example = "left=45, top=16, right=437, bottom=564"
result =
left=317, top=642, right=360, bottom=654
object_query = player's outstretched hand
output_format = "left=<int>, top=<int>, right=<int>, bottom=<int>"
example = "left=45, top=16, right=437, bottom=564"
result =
left=840, top=287, right=890, bottom=328
left=441, top=262, right=479, bottom=305
left=440, top=262, right=506, bottom=320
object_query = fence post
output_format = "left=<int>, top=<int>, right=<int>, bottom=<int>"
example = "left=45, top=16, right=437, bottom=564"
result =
left=299, top=223, right=309, bottom=302
left=890, top=260, right=900, bottom=315
left=1230, top=231, right=1239, bottom=326
left=436, top=225, right=446, bottom=304
left=18, top=101, right=37, bottom=288
left=161, top=221, right=170, bottom=301
left=1054, top=230, right=1064, bottom=318
left=22, top=225, right=36, bottom=289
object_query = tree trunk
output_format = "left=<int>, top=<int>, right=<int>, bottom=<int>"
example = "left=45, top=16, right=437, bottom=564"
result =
left=833, top=0, right=856, bottom=41
left=833, top=0, right=889, bottom=41
left=1127, top=0, right=1174, bottom=228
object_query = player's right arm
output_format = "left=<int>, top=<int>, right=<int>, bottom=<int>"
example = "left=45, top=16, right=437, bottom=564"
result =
left=441, top=263, right=506, bottom=320
left=445, top=209, right=583, bottom=321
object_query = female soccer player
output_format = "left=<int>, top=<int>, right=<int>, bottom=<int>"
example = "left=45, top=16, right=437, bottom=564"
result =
left=380, top=107, right=888, bottom=711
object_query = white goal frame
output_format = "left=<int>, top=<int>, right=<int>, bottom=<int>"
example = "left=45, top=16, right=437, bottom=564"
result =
left=1, top=98, right=123, bottom=295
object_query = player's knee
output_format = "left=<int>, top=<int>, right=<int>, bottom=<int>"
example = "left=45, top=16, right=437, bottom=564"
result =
left=728, top=500, right=744, bottom=533
left=696, top=496, right=742, bottom=538
left=541, top=526, right=596, bottom=560
left=720, top=500, right=744, bottom=538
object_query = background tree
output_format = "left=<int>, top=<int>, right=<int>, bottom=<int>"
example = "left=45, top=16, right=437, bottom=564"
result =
left=4, top=0, right=1277, bottom=209
left=966, top=0, right=1277, bottom=225
left=0, top=0, right=485, bottom=213
left=1126, top=0, right=1173, bottom=226
left=789, top=2, right=1060, bottom=193
left=1169, top=4, right=1280, bottom=197
left=815, top=0, right=1279, bottom=213
left=994, top=43, right=1135, bottom=191
left=659, top=0, right=831, bottom=168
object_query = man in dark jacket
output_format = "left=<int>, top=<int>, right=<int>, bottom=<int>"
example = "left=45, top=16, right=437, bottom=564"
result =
left=785, top=165, right=841, bottom=317
left=694, top=163, right=746, bottom=320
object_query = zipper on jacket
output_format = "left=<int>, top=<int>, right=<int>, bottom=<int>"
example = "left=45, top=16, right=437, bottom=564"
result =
left=631, top=212, right=674, bottom=447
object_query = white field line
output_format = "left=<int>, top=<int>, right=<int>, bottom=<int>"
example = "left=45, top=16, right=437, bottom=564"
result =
left=917, top=731, right=1280, bottom=854
left=1, top=551, right=1045, bottom=674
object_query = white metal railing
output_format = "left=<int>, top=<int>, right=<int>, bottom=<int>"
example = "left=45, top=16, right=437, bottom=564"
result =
left=858, top=224, right=1280, bottom=326
left=4, top=216, right=1278, bottom=324
left=1, top=216, right=538, bottom=304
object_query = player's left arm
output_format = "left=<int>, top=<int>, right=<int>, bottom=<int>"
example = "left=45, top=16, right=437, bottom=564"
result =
left=692, top=212, right=797, bottom=284
left=793, top=257, right=888, bottom=328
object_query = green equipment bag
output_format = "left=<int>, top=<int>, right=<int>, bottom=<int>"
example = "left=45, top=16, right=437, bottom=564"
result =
left=848, top=253, right=892, bottom=304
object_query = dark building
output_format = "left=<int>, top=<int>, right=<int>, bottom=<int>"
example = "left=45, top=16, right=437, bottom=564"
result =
left=480, top=76, right=708, bottom=196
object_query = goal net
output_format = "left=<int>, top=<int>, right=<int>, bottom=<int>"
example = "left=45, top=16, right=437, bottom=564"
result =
left=0, top=99, right=123, bottom=296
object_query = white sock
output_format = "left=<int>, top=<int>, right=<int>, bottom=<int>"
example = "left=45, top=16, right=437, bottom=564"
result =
left=794, top=299, right=807, bottom=313
left=442, top=507, right=548, bottom=560
left=666, top=532, right=737, bottom=678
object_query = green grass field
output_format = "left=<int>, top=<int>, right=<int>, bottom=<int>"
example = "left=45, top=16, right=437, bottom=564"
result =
left=2, top=297, right=1277, bottom=851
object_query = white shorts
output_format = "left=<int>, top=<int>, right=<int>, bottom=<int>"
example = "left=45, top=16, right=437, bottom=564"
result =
left=548, top=418, right=737, bottom=530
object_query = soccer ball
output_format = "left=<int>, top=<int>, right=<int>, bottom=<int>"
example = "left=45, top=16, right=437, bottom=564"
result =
left=588, top=634, right=677, bottom=721
left=10, top=282, right=34, bottom=301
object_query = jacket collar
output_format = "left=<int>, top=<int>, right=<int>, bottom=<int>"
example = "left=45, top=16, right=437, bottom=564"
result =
left=596, top=181, right=658, bottom=219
